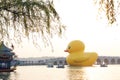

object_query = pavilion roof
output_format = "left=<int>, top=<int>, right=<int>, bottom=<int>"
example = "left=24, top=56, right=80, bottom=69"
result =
left=0, top=41, right=12, bottom=52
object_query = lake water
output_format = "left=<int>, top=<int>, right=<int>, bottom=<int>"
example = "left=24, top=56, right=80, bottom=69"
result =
left=0, top=65, right=120, bottom=80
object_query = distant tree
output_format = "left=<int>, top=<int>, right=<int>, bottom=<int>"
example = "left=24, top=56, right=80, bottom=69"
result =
left=0, top=0, right=65, bottom=47
left=94, top=0, right=119, bottom=24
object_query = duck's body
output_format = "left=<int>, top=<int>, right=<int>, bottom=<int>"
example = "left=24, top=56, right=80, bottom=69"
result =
left=65, top=40, right=98, bottom=66
left=66, top=52, right=98, bottom=66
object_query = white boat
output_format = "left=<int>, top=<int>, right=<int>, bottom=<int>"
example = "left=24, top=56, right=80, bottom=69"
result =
left=100, top=62, right=108, bottom=67
left=47, top=63, right=54, bottom=68
left=56, top=64, right=64, bottom=68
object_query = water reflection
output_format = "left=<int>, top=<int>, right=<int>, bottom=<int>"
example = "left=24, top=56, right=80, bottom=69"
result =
left=67, top=66, right=88, bottom=80
left=0, top=71, right=18, bottom=80
left=0, top=65, right=120, bottom=80
left=0, top=72, right=10, bottom=80
left=9, top=71, right=19, bottom=80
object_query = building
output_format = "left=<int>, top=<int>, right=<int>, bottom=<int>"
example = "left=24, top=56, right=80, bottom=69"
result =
left=0, top=41, right=17, bottom=72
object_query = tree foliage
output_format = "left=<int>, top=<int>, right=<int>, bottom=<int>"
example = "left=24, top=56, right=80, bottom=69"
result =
left=94, top=0, right=119, bottom=24
left=1, top=0, right=120, bottom=48
left=0, top=0, right=65, bottom=47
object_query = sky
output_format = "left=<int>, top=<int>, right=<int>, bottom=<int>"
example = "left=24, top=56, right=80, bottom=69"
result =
left=14, top=0, right=120, bottom=58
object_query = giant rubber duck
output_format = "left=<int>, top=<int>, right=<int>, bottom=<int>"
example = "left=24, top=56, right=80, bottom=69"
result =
left=64, top=40, right=98, bottom=66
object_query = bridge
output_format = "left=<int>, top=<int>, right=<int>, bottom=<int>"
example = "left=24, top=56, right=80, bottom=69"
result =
left=18, top=56, right=120, bottom=66
left=96, top=56, right=120, bottom=64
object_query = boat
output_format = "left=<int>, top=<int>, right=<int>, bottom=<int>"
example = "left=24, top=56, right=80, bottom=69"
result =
left=100, top=62, right=108, bottom=67
left=100, top=64, right=107, bottom=67
left=47, top=63, right=54, bottom=68
left=56, top=64, right=64, bottom=68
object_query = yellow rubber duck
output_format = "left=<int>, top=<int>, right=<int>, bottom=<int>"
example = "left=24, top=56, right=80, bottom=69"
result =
left=64, top=40, right=98, bottom=66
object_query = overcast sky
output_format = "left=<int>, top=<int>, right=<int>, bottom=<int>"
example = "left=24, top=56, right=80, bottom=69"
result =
left=14, top=0, right=120, bottom=58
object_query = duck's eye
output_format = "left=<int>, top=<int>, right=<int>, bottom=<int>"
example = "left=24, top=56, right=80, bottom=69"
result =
left=68, top=46, right=71, bottom=49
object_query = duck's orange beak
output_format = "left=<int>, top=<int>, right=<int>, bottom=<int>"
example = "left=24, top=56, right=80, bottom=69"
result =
left=64, top=50, right=68, bottom=52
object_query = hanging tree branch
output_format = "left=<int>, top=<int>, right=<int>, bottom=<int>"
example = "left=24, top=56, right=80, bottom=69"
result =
left=0, top=0, right=65, bottom=47
left=94, top=0, right=117, bottom=24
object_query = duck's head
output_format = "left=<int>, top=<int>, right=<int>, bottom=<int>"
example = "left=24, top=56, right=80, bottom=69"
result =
left=64, top=40, right=85, bottom=54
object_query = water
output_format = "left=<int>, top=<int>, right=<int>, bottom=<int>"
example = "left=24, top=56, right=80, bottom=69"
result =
left=0, top=65, right=120, bottom=80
